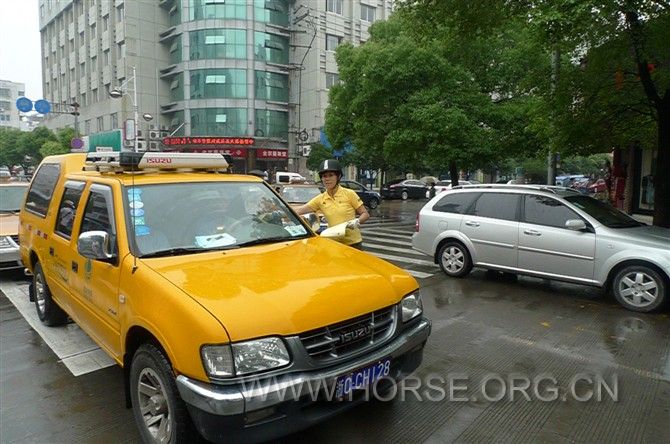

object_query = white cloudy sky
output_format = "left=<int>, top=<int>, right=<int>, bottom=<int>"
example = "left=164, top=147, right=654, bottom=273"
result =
left=0, top=0, right=42, bottom=99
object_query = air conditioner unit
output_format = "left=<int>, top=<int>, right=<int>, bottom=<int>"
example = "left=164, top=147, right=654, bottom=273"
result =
left=149, top=124, right=159, bottom=130
left=149, top=130, right=160, bottom=140
left=136, top=129, right=143, bottom=138
left=302, top=145, right=311, bottom=156
left=123, top=139, right=134, bottom=148
left=136, top=140, right=146, bottom=151
left=160, top=125, right=169, bottom=131
left=160, top=130, right=170, bottom=138
left=149, top=141, right=159, bottom=151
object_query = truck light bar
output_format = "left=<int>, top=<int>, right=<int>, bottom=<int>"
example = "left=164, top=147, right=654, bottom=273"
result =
left=84, top=152, right=230, bottom=172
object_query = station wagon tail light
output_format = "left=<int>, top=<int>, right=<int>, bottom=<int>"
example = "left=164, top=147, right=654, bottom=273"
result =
left=401, top=292, right=423, bottom=322
left=201, top=337, right=290, bottom=378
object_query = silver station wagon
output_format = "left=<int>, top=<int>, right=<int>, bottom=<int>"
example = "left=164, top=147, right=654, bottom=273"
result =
left=412, top=185, right=670, bottom=312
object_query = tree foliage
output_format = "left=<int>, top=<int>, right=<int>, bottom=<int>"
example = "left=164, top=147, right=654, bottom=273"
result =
left=325, top=12, right=551, bottom=185
left=0, top=126, right=74, bottom=168
left=398, top=0, right=670, bottom=226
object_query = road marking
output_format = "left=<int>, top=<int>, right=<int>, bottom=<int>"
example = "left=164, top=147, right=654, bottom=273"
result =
left=1, top=281, right=115, bottom=376
left=406, top=270, right=435, bottom=279
left=370, top=251, right=437, bottom=267
left=365, top=241, right=428, bottom=256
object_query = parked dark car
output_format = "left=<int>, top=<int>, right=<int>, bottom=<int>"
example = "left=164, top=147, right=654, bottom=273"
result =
left=381, top=179, right=428, bottom=200
left=340, top=180, right=382, bottom=209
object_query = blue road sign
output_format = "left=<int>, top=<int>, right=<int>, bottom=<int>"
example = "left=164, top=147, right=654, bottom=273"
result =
left=15, top=97, right=33, bottom=113
left=34, top=99, right=51, bottom=114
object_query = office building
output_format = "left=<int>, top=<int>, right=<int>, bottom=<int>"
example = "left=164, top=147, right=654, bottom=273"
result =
left=39, top=0, right=393, bottom=173
left=0, top=80, right=26, bottom=130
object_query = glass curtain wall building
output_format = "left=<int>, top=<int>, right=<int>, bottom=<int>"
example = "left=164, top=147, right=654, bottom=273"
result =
left=38, top=0, right=392, bottom=175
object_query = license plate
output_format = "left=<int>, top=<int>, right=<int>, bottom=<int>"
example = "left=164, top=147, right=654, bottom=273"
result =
left=335, top=358, right=391, bottom=399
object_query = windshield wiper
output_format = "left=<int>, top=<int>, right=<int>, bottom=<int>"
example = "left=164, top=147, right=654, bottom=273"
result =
left=139, top=246, right=207, bottom=258
left=237, top=235, right=305, bottom=248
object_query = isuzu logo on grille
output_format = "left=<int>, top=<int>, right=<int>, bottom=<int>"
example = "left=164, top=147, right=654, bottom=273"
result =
left=339, top=324, right=373, bottom=344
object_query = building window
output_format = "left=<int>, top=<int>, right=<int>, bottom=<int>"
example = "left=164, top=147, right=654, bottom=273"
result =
left=169, top=73, right=184, bottom=102
left=190, top=108, right=248, bottom=136
left=326, top=34, right=341, bottom=51
left=190, top=69, right=247, bottom=99
left=97, top=116, right=104, bottom=132
left=116, top=5, right=124, bottom=22
left=254, top=70, right=288, bottom=102
left=117, top=42, right=126, bottom=58
left=326, top=72, right=340, bottom=89
left=85, top=119, right=91, bottom=134
left=111, top=112, right=118, bottom=129
left=255, top=109, right=288, bottom=139
left=361, top=4, right=376, bottom=22
left=254, top=32, right=289, bottom=64
left=254, top=0, right=288, bottom=27
left=190, top=0, right=246, bottom=20
left=190, top=29, right=246, bottom=60
left=326, top=0, right=343, bottom=15
left=103, top=50, right=110, bottom=66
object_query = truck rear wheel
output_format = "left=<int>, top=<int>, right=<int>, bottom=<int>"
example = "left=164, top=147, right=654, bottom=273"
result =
left=33, top=262, right=68, bottom=326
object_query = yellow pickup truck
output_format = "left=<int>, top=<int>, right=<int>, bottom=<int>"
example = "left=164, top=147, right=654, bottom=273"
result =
left=19, top=152, right=430, bottom=444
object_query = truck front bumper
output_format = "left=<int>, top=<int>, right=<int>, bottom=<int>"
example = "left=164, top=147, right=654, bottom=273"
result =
left=176, top=317, right=431, bottom=443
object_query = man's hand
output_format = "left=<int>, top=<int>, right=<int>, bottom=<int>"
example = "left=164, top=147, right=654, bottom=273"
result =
left=346, top=218, right=360, bottom=230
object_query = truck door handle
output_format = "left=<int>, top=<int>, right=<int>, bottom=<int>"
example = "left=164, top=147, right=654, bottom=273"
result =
left=464, top=221, right=480, bottom=227
left=524, top=229, right=542, bottom=236
left=49, top=247, right=54, bottom=256
left=71, top=261, right=78, bottom=273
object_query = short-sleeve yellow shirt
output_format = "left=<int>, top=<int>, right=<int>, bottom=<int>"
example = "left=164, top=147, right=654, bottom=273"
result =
left=307, top=185, right=364, bottom=245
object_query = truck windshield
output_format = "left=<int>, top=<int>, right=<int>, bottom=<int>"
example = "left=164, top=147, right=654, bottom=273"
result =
left=124, top=181, right=311, bottom=257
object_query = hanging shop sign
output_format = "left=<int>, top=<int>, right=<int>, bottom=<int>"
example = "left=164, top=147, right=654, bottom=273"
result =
left=256, top=149, right=288, bottom=159
left=189, top=147, right=248, bottom=158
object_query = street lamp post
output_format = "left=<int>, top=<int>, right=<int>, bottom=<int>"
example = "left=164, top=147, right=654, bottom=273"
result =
left=109, top=66, right=139, bottom=152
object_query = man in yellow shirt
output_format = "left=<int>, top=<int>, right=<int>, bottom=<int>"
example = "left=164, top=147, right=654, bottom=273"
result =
left=295, top=159, right=369, bottom=249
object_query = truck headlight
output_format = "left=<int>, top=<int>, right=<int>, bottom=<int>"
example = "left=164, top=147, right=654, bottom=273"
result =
left=201, top=337, right=290, bottom=378
left=401, top=292, right=423, bottom=322
left=232, top=337, right=290, bottom=376
left=201, top=345, right=234, bottom=378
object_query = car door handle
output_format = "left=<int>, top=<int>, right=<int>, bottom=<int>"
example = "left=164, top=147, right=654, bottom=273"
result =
left=464, top=221, right=480, bottom=227
left=524, top=229, right=542, bottom=236
left=71, top=261, right=78, bottom=273
left=49, top=247, right=54, bottom=256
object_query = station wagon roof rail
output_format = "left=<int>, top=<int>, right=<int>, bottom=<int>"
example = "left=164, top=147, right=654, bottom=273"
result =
left=450, top=184, right=579, bottom=195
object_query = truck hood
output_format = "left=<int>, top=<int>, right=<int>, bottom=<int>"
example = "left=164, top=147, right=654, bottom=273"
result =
left=0, top=213, right=19, bottom=236
left=142, top=237, right=418, bottom=341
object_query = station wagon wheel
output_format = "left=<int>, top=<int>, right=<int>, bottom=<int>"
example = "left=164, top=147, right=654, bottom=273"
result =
left=33, top=262, right=68, bottom=326
left=612, top=265, right=666, bottom=313
left=401, top=190, right=409, bottom=200
left=438, top=241, right=472, bottom=278
left=130, top=344, right=193, bottom=444
left=367, top=198, right=379, bottom=209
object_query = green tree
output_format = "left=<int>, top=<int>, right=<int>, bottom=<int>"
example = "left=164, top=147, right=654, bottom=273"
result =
left=326, top=17, right=497, bottom=186
left=400, top=0, right=670, bottom=226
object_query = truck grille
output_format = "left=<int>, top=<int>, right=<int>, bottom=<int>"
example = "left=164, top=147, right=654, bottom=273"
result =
left=299, top=305, right=396, bottom=362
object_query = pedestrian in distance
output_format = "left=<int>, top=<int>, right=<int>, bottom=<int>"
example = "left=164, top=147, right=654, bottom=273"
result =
left=295, top=159, right=369, bottom=250
left=428, top=182, right=437, bottom=199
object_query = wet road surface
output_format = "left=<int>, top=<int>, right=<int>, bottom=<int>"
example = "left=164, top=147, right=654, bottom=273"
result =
left=2, top=199, right=669, bottom=443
